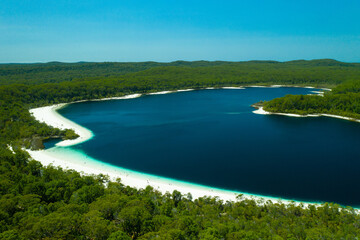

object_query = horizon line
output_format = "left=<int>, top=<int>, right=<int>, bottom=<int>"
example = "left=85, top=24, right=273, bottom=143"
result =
left=0, top=58, right=359, bottom=65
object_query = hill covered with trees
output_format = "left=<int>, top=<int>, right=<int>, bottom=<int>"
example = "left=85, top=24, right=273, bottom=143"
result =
left=1, top=59, right=360, bottom=87
left=1, top=59, right=360, bottom=239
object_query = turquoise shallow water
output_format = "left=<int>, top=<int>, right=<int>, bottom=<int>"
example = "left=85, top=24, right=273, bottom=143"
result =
left=57, top=88, right=360, bottom=207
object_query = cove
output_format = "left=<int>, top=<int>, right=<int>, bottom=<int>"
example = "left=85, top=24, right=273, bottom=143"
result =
left=56, top=87, right=360, bottom=207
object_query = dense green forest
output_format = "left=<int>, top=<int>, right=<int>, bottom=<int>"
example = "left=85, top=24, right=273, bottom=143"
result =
left=263, top=80, right=360, bottom=119
left=0, top=61, right=231, bottom=85
left=1, top=59, right=360, bottom=86
left=1, top=148, right=360, bottom=239
left=1, top=59, right=360, bottom=239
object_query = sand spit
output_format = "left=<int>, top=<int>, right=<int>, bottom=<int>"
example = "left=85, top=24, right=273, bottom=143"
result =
left=176, top=89, right=195, bottom=92
left=30, top=104, right=94, bottom=147
left=148, top=91, right=174, bottom=95
left=253, top=107, right=360, bottom=123
left=222, top=87, right=246, bottom=89
left=30, top=94, right=144, bottom=147
left=91, top=94, right=142, bottom=101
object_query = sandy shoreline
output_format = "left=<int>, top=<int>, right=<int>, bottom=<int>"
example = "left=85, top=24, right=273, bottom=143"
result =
left=26, top=146, right=312, bottom=205
left=253, top=107, right=360, bottom=123
left=222, top=87, right=246, bottom=89
left=30, top=104, right=94, bottom=147
left=251, top=88, right=360, bottom=122
left=148, top=89, right=195, bottom=95
left=26, top=87, right=333, bottom=205
left=27, top=147, right=252, bottom=202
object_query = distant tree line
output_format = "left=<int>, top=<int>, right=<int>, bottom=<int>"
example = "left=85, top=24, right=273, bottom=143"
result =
left=1, top=59, right=360, bottom=86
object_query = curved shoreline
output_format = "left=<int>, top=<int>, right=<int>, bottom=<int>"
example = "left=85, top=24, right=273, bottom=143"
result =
left=27, top=147, right=296, bottom=204
left=30, top=104, right=94, bottom=147
left=27, top=87, right=337, bottom=206
left=253, top=107, right=360, bottom=123
left=29, top=94, right=143, bottom=147
left=26, top=146, right=320, bottom=206
left=29, top=86, right=324, bottom=148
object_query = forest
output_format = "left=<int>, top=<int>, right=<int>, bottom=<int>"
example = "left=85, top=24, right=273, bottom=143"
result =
left=1, top=59, right=360, bottom=239
left=263, top=80, right=360, bottom=119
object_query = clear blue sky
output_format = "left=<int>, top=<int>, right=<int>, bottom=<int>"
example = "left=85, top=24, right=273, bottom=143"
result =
left=1, top=0, right=359, bottom=63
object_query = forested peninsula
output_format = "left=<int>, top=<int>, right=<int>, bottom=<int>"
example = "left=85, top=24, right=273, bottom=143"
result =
left=262, top=80, right=360, bottom=120
left=2, top=59, right=360, bottom=239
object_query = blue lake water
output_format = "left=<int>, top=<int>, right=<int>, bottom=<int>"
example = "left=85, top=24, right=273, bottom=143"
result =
left=57, top=88, right=360, bottom=207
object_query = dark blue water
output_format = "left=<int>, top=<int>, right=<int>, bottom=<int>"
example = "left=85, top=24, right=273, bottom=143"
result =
left=43, top=138, right=62, bottom=149
left=58, top=88, right=360, bottom=206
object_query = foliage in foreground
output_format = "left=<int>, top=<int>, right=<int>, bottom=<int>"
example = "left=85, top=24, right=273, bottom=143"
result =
left=0, top=148, right=359, bottom=240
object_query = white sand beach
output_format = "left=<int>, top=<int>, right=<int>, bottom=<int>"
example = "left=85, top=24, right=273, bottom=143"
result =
left=176, top=89, right=195, bottom=92
left=248, top=85, right=267, bottom=88
left=206, top=85, right=328, bottom=91
left=308, top=91, right=325, bottom=96
left=30, top=104, right=94, bottom=147
left=322, top=88, right=332, bottom=91
left=26, top=90, right=318, bottom=206
left=27, top=145, right=309, bottom=205
left=148, top=91, right=174, bottom=95
left=222, top=87, right=246, bottom=89
left=91, top=93, right=142, bottom=102
left=253, top=107, right=360, bottom=123
left=27, top=147, right=245, bottom=202
left=30, top=94, right=143, bottom=147
left=245, top=85, right=326, bottom=90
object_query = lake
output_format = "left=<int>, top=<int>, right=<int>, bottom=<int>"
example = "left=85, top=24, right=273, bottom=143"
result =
left=56, top=87, right=360, bottom=207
